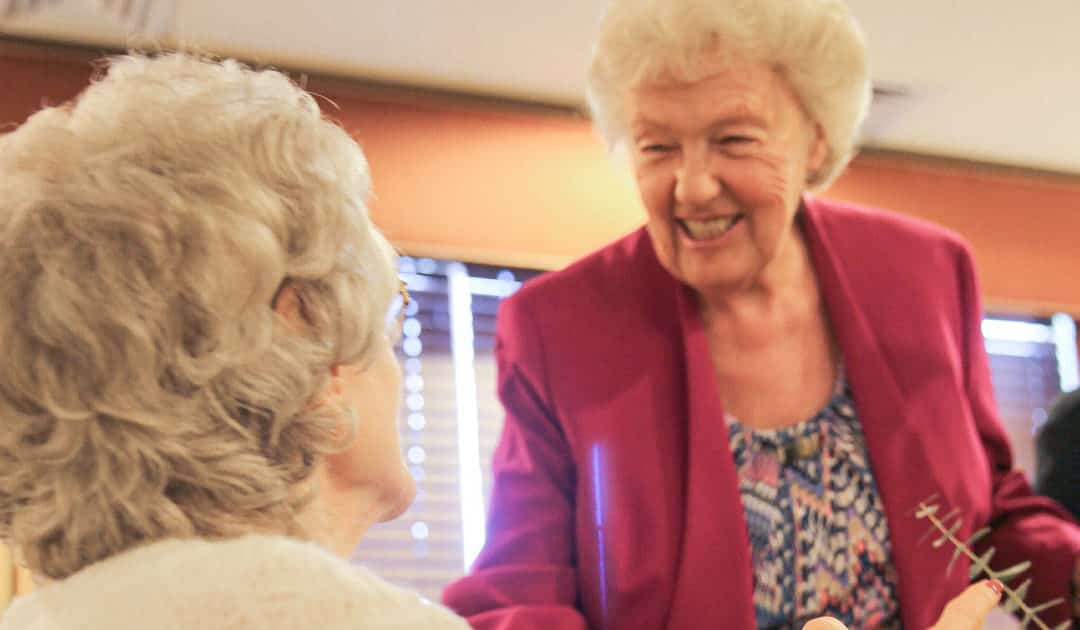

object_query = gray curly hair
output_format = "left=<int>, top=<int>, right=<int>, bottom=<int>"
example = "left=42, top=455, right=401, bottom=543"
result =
left=587, top=0, right=872, bottom=189
left=0, top=53, right=398, bottom=579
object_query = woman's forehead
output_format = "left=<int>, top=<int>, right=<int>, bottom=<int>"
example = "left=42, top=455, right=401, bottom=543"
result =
left=626, top=65, right=794, bottom=129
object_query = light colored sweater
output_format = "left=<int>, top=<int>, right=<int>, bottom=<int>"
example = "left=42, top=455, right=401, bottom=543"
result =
left=0, top=536, right=469, bottom=630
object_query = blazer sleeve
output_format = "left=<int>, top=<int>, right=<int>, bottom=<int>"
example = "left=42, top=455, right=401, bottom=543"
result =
left=441, top=293, right=589, bottom=630
left=956, top=243, right=1080, bottom=627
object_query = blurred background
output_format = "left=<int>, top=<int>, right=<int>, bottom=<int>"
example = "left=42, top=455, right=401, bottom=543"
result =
left=2, top=0, right=1079, bottom=612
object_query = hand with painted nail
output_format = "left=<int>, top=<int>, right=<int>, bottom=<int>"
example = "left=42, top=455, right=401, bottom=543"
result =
left=927, top=580, right=1005, bottom=630
left=802, top=580, right=1004, bottom=630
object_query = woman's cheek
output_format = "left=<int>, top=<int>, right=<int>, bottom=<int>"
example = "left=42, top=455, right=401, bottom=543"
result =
left=636, top=169, right=673, bottom=214
left=727, top=153, right=792, bottom=208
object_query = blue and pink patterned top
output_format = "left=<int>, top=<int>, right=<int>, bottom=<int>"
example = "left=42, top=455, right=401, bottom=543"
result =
left=727, top=375, right=903, bottom=629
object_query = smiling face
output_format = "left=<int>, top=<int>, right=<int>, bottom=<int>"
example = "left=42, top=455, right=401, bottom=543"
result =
left=626, top=60, right=827, bottom=296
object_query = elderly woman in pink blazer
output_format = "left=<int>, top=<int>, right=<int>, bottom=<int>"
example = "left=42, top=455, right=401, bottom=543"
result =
left=443, top=1, right=1080, bottom=628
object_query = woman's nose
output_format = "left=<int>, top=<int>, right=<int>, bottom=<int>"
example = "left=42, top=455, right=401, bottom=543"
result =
left=674, top=155, right=721, bottom=206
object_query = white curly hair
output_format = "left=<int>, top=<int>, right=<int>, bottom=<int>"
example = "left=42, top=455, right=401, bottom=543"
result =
left=587, top=0, right=872, bottom=189
left=0, top=52, right=399, bottom=579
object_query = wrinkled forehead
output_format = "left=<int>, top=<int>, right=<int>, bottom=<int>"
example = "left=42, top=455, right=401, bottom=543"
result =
left=625, top=61, right=795, bottom=128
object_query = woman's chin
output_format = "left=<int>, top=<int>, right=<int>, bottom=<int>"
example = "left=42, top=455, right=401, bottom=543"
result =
left=673, top=258, right=754, bottom=296
left=654, top=236, right=756, bottom=295
left=375, top=472, right=418, bottom=523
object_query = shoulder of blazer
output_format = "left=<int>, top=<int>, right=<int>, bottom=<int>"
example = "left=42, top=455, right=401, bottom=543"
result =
left=504, top=226, right=677, bottom=322
left=803, top=195, right=974, bottom=282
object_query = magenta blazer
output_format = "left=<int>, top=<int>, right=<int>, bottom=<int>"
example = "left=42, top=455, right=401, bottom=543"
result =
left=443, top=197, right=1080, bottom=629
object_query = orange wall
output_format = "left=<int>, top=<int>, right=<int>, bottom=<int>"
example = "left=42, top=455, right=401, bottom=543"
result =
left=0, top=44, right=91, bottom=128
left=829, top=156, right=1080, bottom=315
left=329, top=96, right=643, bottom=270
left=4, top=41, right=1080, bottom=314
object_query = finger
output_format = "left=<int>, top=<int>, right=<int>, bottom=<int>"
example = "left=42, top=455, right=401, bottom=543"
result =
left=802, top=618, right=848, bottom=630
left=931, top=580, right=1004, bottom=630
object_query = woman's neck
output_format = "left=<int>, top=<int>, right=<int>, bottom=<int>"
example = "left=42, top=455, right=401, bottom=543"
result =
left=697, top=225, right=817, bottom=330
left=299, top=468, right=382, bottom=559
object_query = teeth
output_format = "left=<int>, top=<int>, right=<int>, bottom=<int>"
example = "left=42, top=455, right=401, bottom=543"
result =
left=682, top=216, right=738, bottom=240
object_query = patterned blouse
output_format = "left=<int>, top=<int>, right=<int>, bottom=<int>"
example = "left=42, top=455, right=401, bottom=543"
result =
left=727, top=375, right=903, bottom=629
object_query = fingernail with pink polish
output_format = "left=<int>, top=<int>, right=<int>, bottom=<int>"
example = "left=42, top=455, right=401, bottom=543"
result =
left=986, top=580, right=1004, bottom=597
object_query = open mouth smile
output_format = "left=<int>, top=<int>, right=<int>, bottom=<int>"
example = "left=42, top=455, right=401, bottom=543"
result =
left=677, top=214, right=744, bottom=241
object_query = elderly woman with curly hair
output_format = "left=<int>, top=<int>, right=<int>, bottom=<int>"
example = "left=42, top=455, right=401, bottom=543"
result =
left=443, top=1, right=1080, bottom=628
left=0, top=53, right=467, bottom=629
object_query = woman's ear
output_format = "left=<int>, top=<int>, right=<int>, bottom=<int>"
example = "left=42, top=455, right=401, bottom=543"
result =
left=311, top=365, right=346, bottom=412
left=272, top=283, right=309, bottom=329
left=329, top=365, right=344, bottom=399
left=807, top=122, right=828, bottom=174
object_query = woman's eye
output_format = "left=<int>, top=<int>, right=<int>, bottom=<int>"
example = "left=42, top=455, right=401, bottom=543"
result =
left=717, top=136, right=753, bottom=145
left=640, top=143, right=675, bottom=154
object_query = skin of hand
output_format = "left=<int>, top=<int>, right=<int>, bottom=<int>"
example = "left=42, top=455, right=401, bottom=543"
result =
left=801, top=581, right=1003, bottom=630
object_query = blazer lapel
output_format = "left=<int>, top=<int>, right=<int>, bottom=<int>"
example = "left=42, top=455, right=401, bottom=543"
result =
left=663, top=283, right=756, bottom=629
left=801, top=198, right=952, bottom=629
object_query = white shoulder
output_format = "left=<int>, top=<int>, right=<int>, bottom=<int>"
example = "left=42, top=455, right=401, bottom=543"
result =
left=332, top=562, right=471, bottom=629
left=0, top=536, right=469, bottom=630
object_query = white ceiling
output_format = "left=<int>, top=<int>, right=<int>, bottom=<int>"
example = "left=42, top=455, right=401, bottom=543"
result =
left=3, top=0, right=1079, bottom=174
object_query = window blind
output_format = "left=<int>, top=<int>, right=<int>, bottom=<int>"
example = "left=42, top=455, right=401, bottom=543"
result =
left=982, top=315, right=1078, bottom=478
left=351, top=258, right=535, bottom=603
